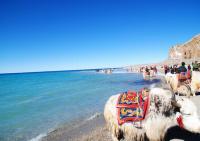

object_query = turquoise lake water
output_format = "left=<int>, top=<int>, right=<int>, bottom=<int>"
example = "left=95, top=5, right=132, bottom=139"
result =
left=0, top=71, right=159, bottom=141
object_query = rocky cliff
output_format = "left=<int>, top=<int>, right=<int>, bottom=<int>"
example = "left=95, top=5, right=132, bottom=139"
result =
left=169, top=34, right=200, bottom=60
left=126, top=34, right=200, bottom=71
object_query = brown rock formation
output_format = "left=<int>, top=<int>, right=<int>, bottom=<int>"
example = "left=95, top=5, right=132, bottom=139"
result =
left=169, top=34, right=200, bottom=60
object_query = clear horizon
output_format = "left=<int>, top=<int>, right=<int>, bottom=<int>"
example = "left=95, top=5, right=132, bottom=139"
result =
left=1, top=0, right=200, bottom=73
left=0, top=67, right=123, bottom=75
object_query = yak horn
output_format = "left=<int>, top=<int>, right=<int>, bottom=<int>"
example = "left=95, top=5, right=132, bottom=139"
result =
left=171, top=100, right=181, bottom=108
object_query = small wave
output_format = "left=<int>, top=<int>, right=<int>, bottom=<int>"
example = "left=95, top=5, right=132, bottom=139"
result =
left=18, top=96, right=42, bottom=105
left=112, top=72, right=130, bottom=74
left=150, top=83, right=157, bottom=89
left=86, top=112, right=102, bottom=121
left=29, top=133, right=47, bottom=141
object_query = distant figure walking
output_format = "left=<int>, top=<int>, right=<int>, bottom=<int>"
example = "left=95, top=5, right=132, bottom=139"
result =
left=164, top=65, right=169, bottom=75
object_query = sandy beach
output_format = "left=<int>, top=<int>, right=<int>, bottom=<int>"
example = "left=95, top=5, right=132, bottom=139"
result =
left=41, top=113, right=109, bottom=141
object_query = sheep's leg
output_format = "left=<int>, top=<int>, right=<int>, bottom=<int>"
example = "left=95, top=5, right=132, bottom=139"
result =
left=193, top=91, right=196, bottom=96
left=145, top=118, right=167, bottom=141
left=111, top=127, right=119, bottom=141
left=111, top=134, right=119, bottom=141
left=191, top=85, right=196, bottom=96
left=188, top=87, right=192, bottom=98
left=111, top=125, right=124, bottom=141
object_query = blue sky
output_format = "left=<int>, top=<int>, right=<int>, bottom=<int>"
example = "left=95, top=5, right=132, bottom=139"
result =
left=0, top=0, right=200, bottom=73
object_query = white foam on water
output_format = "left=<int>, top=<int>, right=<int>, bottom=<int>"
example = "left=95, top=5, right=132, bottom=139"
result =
left=86, top=112, right=102, bottom=121
left=29, top=133, right=47, bottom=141
left=29, top=113, right=102, bottom=141
left=112, top=71, right=132, bottom=74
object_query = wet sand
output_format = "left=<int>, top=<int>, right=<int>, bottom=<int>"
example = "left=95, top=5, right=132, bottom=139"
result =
left=41, top=114, right=112, bottom=141
left=42, top=76, right=200, bottom=141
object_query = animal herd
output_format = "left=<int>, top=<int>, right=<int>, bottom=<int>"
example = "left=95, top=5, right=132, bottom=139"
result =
left=104, top=71, right=200, bottom=141
left=165, top=71, right=200, bottom=97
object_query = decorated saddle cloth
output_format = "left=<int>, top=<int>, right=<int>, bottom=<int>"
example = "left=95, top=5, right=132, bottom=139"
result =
left=116, top=90, right=149, bottom=125
left=178, top=72, right=187, bottom=81
left=177, top=72, right=191, bottom=84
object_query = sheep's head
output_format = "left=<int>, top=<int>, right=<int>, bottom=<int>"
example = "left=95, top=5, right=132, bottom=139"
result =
left=149, top=88, right=173, bottom=114
left=150, top=88, right=200, bottom=133
left=172, top=96, right=200, bottom=133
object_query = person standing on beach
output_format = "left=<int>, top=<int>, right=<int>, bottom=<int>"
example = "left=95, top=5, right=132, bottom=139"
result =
left=178, top=62, right=187, bottom=73
left=177, top=62, right=187, bottom=81
left=170, top=66, right=174, bottom=74
left=164, top=65, right=169, bottom=75
left=188, top=64, right=191, bottom=71
left=192, top=61, right=199, bottom=71
left=187, top=64, right=192, bottom=79
left=153, top=66, right=157, bottom=74
left=145, top=66, right=149, bottom=73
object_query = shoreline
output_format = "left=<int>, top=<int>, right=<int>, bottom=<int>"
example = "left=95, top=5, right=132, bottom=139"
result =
left=40, top=74, right=200, bottom=141
left=39, top=75, right=166, bottom=141
left=40, top=113, right=110, bottom=141
left=1, top=71, right=153, bottom=141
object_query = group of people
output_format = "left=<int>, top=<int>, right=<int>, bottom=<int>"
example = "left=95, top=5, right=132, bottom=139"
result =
left=164, top=61, right=200, bottom=82
left=165, top=61, right=199, bottom=74
left=164, top=62, right=190, bottom=74
left=139, top=61, right=199, bottom=81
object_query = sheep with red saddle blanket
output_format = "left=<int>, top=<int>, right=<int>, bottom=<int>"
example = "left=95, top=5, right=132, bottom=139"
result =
left=104, top=88, right=200, bottom=141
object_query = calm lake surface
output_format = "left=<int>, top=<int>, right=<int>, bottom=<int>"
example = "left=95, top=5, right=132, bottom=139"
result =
left=0, top=71, right=158, bottom=141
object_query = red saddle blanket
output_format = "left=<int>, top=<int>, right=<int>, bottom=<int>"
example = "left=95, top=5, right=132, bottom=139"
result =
left=116, top=90, right=149, bottom=125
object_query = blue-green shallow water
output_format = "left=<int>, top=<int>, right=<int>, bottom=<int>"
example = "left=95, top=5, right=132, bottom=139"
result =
left=0, top=71, right=160, bottom=141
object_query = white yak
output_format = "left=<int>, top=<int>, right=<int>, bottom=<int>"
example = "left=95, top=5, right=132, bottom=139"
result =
left=191, top=71, right=200, bottom=95
left=104, top=88, right=200, bottom=141
left=165, top=72, right=174, bottom=84
left=165, top=73, right=179, bottom=92
left=165, top=72, right=191, bottom=97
